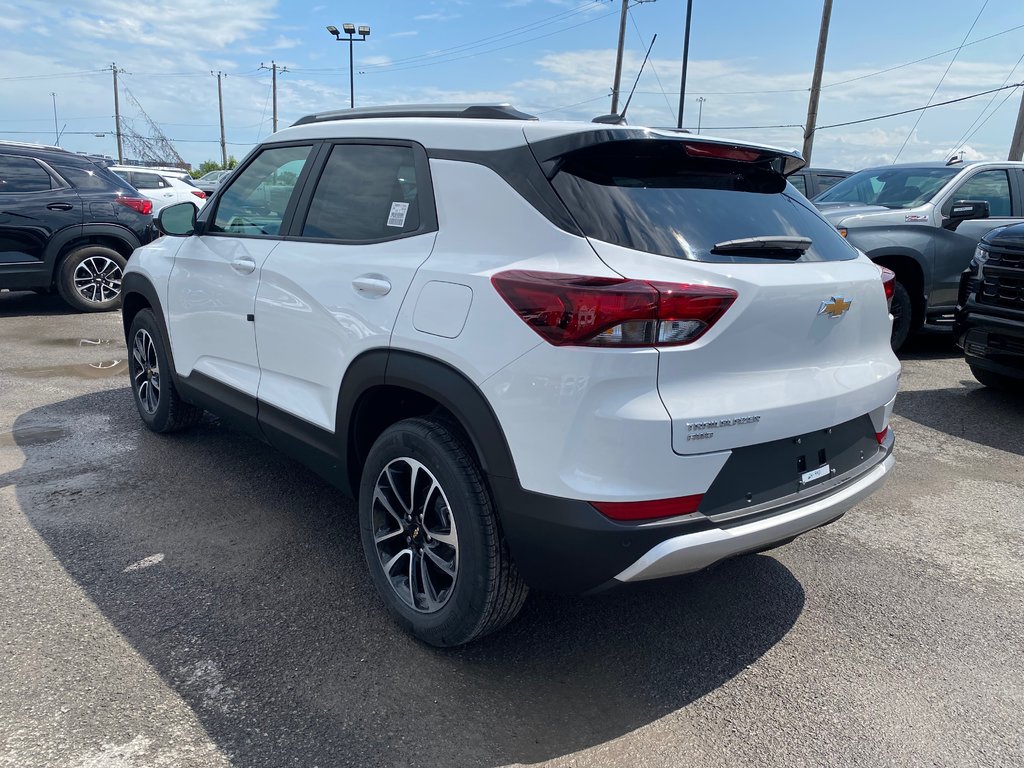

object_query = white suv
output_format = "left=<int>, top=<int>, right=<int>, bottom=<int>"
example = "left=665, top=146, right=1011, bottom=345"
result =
left=109, top=166, right=207, bottom=212
left=121, top=104, right=899, bottom=646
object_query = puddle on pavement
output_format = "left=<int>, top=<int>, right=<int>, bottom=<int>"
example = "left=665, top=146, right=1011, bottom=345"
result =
left=0, top=425, right=70, bottom=447
left=13, top=359, right=129, bottom=380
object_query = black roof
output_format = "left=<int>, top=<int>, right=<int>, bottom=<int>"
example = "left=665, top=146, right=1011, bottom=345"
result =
left=292, top=103, right=537, bottom=127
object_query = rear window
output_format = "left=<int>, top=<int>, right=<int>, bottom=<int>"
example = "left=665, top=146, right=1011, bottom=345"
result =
left=550, top=140, right=856, bottom=263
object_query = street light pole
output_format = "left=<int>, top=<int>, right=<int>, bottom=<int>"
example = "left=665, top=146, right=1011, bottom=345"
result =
left=327, top=24, right=371, bottom=109
left=696, top=96, right=705, bottom=134
left=676, top=0, right=693, bottom=129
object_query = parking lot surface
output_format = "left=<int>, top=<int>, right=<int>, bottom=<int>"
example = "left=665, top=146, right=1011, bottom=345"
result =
left=1, top=290, right=1022, bottom=768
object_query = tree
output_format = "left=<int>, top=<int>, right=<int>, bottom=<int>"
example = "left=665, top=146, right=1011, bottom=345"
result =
left=190, top=155, right=240, bottom=178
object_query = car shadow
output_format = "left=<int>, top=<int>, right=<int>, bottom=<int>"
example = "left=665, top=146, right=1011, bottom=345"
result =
left=3, top=389, right=805, bottom=767
left=894, top=381, right=1024, bottom=457
left=0, top=290, right=78, bottom=317
left=898, top=331, right=959, bottom=361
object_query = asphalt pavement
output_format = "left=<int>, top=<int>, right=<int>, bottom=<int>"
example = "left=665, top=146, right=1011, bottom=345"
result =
left=1, top=290, right=1021, bottom=768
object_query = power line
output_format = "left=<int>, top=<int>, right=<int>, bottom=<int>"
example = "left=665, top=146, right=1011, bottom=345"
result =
left=953, top=85, right=1022, bottom=154
left=892, top=0, right=988, bottom=163
left=628, top=7, right=675, bottom=122
left=817, top=82, right=1023, bottom=131
left=947, top=51, right=1024, bottom=156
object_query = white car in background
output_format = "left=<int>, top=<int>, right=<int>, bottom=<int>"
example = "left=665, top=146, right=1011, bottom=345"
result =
left=195, top=169, right=232, bottom=195
left=109, top=166, right=207, bottom=213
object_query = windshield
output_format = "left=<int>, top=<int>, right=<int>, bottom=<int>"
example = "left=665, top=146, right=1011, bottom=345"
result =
left=549, top=140, right=857, bottom=264
left=815, top=166, right=959, bottom=209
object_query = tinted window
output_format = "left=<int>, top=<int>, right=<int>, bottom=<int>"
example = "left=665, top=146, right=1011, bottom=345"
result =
left=789, top=174, right=807, bottom=196
left=550, top=140, right=856, bottom=263
left=301, top=144, right=421, bottom=241
left=816, top=166, right=959, bottom=208
left=57, top=165, right=114, bottom=191
left=951, top=169, right=1012, bottom=217
left=0, top=155, right=53, bottom=193
left=131, top=172, right=167, bottom=189
left=211, top=145, right=312, bottom=237
left=816, top=174, right=846, bottom=193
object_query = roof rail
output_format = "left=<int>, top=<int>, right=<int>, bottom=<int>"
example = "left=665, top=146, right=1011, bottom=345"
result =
left=291, top=103, right=537, bottom=127
left=0, top=139, right=65, bottom=152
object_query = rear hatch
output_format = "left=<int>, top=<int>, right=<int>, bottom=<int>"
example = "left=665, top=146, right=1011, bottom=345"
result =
left=529, top=130, right=899, bottom=455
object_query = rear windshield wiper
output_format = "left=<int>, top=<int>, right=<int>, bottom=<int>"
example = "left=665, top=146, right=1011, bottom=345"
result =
left=710, top=235, right=812, bottom=259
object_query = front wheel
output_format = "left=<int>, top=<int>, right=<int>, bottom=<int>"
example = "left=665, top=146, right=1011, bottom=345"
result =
left=57, top=245, right=127, bottom=312
left=889, top=279, right=913, bottom=353
left=127, top=309, right=203, bottom=433
left=969, top=364, right=1023, bottom=392
left=359, top=417, right=528, bottom=647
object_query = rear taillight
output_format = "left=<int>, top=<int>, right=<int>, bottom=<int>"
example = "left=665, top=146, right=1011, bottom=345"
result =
left=191, top=190, right=207, bottom=199
left=116, top=196, right=152, bottom=215
left=683, top=143, right=762, bottom=162
left=592, top=494, right=703, bottom=522
left=879, top=266, right=896, bottom=309
left=490, top=271, right=737, bottom=347
left=876, top=425, right=890, bottom=444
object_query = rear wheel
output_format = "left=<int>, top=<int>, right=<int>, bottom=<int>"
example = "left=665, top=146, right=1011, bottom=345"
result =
left=57, top=245, right=127, bottom=312
left=359, top=417, right=528, bottom=647
left=969, top=364, right=1023, bottom=392
left=128, top=309, right=203, bottom=433
left=889, top=279, right=913, bottom=353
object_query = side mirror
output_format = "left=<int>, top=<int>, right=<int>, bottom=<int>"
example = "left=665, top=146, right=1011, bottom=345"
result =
left=944, top=199, right=989, bottom=230
left=155, top=202, right=198, bottom=237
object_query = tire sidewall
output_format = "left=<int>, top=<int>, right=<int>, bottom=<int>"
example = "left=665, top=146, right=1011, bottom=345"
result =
left=128, top=309, right=175, bottom=431
left=889, top=279, right=913, bottom=352
left=358, top=420, right=492, bottom=644
left=58, top=245, right=127, bottom=312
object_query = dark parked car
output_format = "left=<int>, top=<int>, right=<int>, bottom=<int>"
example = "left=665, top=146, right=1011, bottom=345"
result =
left=955, top=223, right=1024, bottom=390
left=0, top=141, right=154, bottom=311
left=788, top=167, right=850, bottom=198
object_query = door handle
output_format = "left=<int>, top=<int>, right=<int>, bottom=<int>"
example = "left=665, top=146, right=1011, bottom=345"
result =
left=352, top=276, right=392, bottom=297
left=230, top=257, right=257, bottom=274
left=47, top=202, right=73, bottom=211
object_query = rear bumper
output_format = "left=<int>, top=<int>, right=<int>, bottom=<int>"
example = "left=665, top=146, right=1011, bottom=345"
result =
left=614, top=453, right=894, bottom=583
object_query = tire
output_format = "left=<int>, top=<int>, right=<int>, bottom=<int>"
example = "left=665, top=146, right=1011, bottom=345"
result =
left=359, top=417, right=528, bottom=647
left=56, top=245, right=127, bottom=312
left=127, top=309, right=203, bottom=433
left=889, top=279, right=913, bottom=353
left=969, top=364, right=1024, bottom=392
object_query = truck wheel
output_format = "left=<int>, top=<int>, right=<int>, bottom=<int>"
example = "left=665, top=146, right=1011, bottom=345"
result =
left=57, top=245, right=126, bottom=312
left=128, top=309, right=203, bottom=433
left=359, top=417, right=528, bottom=647
left=969, top=365, right=1023, bottom=392
left=889, top=279, right=913, bottom=353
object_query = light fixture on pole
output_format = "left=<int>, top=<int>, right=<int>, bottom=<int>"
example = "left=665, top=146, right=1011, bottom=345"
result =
left=50, top=92, right=59, bottom=146
left=327, top=23, right=371, bottom=109
left=696, top=96, right=706, bottom=134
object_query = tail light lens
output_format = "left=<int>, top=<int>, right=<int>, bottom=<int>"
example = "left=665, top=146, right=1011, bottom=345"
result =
left=191, top=190, right=207, bottom=200
left=491, top=270, right=737, bottom=347
left=879, top=266, right=896, bottom=309
left=592, top=494, right=703, bottom=522
left=876, top=425, right=890, bottom=444
left=116, top=196, right=153, bottom=216
left=683, top=143, right=762, bottom=162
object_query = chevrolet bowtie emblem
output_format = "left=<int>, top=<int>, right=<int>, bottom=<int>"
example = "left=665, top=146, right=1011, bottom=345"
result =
left=818, top=296, right=852, bottom=318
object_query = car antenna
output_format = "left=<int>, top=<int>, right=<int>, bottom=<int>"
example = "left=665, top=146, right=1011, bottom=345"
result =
left=592, top=33, right=657, bottom=125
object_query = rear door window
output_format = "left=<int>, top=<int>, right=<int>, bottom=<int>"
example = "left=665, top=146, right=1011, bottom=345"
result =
left=789, top=174, right=807, bottom=196
left=549, top=140, right=856, bottom=263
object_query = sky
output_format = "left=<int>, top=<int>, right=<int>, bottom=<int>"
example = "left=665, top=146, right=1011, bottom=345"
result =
left=1, top=0, right=1022, bottom=170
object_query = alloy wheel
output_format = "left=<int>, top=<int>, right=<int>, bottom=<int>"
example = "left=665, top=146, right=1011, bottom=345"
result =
left=74, top=256, right=123, bottom=304
left=371, top=457, right=459, bottom=613
left=131, top=329, right=161, bottom=415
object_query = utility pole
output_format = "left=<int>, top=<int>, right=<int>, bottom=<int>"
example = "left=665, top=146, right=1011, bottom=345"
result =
left=675, top=0, right=693, bottom=129
left=1009, top=86, right=1024, bottom=161
left=212, top=71, right=227, bottom=167
left=610, top=0, right=629, bottom=115
left=802, top=0, right=833, bottom=164
left=259, top=61, right=288, bottom=133
left=111, top=63, right=124, bottom=163
left=50, top=93, right=59, bottom=146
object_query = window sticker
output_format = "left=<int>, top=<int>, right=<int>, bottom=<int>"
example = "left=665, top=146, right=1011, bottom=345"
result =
left=387, top=201, right=409, bottom=228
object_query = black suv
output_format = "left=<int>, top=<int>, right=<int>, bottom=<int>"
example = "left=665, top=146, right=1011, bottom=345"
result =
left=955, top=223, right=1024, bottom=389
left=0, top=141, right=154, bottom=311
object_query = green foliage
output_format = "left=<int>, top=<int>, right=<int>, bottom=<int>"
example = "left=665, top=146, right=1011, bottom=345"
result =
left=189, top=155, right=240, bottom=178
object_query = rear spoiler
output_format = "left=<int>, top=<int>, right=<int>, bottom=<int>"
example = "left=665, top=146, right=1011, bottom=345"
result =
left=529, top=129, right=806, bottom=177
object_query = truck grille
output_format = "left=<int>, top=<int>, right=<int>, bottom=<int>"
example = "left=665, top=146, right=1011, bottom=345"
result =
left=979, top=245, right=1024, bottom=310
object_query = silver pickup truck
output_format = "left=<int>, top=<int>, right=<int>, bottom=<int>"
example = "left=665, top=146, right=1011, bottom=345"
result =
left=813, top=160, right=1024, bottom=350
